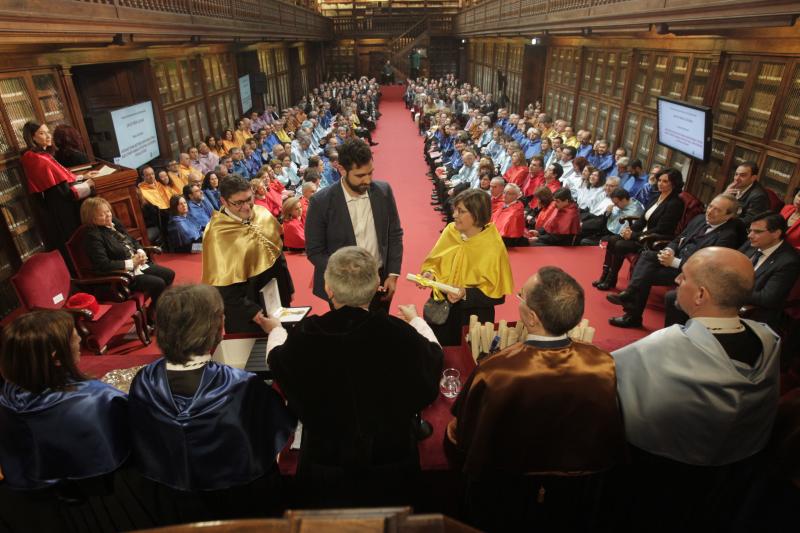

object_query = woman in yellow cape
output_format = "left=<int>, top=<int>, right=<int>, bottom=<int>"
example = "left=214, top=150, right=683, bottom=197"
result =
left=418, top=189, right=514, bottom=346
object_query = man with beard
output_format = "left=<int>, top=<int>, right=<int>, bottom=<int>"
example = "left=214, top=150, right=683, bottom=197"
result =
left=305, top=139, right=403, bottom=313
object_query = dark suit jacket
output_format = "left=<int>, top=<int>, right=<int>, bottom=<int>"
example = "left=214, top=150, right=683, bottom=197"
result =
left=740, top=240, right=800, bottom=327
left=631, top=192, right=684, bottom=239
left=669, top=214, right=746, bottom=262
left=305, top=180, right=403, bottom=300
left=84, top=219, right=140, bottom=273
left=737, top=181, right=770, bottom=226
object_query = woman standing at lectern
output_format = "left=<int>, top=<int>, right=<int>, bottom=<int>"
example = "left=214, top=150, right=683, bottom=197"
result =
left=21, top=121, right=96, bottom=250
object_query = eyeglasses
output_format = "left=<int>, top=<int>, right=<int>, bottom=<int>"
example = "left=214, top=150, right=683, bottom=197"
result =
left=747, top=228, right=768, bottom=234
left=227, top=195, right=255, bottom=208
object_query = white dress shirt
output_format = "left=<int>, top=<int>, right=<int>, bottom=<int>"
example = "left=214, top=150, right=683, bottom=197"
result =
left=342, top=180, right=381, bottom=263
left=754, top=240, right=782, bottom=271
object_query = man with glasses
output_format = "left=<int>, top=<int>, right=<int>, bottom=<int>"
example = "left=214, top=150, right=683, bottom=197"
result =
left=201, top=175, right=294, bottom=334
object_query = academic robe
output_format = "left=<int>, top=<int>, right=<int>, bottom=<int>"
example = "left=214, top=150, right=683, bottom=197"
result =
left=542, top=202, right=581, bottom=236
left=202, top=206, right=293, bottom=334
left=139, top=182, right=172, bottom=210
left=780, top=204, right=800, bottom=249
left=128, top=360, right=295, bottom=491
left=167, top=214, right=202, bottom=251
left=612, top=319, right=780, bottom=466
left=268, top=306, right=443, bottom=506
left=503, top=165, right=529, bottom=187
left=283, top=217, right=305, bottom=249
left=255, top=194, right=281, bottom=218
left=492, top=201, right=526, bottom=238
left=0, top=379, right=129, bottom=490
left=535, top=202, right=557, bottom=228
left=449, top=339, right=625, bottom=477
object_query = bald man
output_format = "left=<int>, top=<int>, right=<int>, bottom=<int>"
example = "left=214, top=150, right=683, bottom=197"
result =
left=612, top=247, right=780, bottom=528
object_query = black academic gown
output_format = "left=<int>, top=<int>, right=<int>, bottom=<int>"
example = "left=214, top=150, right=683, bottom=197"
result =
left=268, top=306, right=443, bottom=507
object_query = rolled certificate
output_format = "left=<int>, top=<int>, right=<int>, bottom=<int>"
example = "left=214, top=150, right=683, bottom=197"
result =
left=470, top=324, right=480, bottom=361
left=498, top=320, right=508, bottom=349
left=514, top=320, right=525, bottom=341
left=406, top=273, right=461, bottom=296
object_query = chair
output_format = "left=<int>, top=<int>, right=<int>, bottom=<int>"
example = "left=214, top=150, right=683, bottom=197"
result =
left=65, top=224, right=162, bottom=322
left=765, top=187, right=785, bottom=212
left=11, top=250, right=149, bottom=354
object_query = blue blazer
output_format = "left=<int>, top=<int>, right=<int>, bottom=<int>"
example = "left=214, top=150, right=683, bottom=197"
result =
left=305, top=181, right=404, bottom=300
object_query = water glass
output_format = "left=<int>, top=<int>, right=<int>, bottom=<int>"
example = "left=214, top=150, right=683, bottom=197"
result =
left=440, top=368, right=462, bottom=399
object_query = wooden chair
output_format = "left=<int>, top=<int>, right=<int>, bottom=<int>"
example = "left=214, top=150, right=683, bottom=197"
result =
left=65, top=224, right=162, bottom=323
left=10, top=250, right=149, bottom=354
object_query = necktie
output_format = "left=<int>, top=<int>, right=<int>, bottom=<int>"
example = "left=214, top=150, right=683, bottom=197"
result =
left=751, top=250, right=762, bottom=268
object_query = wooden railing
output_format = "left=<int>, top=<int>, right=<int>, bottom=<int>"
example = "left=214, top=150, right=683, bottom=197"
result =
left=332, top=14, right=453, bottom=37
left=454, top=0, right=799, bottom=35
left=0, top=0, right=332, bottom=41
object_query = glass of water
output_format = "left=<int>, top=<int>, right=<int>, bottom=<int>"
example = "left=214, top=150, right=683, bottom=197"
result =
left=440, top=368, right=462, bottom=399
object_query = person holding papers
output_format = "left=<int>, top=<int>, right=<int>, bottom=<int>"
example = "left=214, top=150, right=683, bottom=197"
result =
left=201, top=175, right=293, bottom=334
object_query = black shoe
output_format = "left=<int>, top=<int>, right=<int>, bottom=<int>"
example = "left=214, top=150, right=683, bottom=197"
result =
left=609, top=314, right=642, bottom=328
left=592, top=268, right=610, bottom=287
left=607, top=289, right=635, bottom=306
left=596, top=279, right=617, bottom=291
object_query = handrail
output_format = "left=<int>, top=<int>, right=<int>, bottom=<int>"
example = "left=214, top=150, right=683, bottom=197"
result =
left=387, top=16, right=429, bottom=55
left=331, top=14, right=452, bottom=36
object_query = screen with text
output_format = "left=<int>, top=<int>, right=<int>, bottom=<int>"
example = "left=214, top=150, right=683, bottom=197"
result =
left=110, top=101, right=160, bottom=169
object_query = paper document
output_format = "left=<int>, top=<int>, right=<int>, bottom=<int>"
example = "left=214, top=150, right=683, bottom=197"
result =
left=406, top=273, right=461, bottom=295
left=95, top=165, right=116, bottom=177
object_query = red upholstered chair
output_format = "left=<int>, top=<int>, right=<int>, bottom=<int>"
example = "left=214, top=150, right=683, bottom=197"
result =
left=765, top=187, right=785, bottom=212
left=10, top=250, right=149, bottom=355
left=65, top=224, right=161, bottom=323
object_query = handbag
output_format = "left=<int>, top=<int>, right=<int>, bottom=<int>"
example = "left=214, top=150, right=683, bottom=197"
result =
left=423, top=296, right=451, bottom=325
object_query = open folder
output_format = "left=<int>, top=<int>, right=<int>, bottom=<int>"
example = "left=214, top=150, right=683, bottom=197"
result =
left=260, top=278, right=311, bottom=324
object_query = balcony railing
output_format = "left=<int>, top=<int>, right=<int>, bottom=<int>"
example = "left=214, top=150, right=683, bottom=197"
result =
left=0, top=0, right=332, bottom=41
left=332, top=14, right=453, bottom=37
left=454, top=0, right=799, bottom=36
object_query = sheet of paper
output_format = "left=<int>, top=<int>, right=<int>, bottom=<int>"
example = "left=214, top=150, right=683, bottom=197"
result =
left=95, top=165, right=116, bottom=177
left=290, top=422, right=303, bottom=450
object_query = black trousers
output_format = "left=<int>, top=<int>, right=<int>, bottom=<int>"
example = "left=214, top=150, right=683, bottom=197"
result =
left=130, top=263, right=176, bottom=308
left=622, top=251, right=680, bottom=319
left=602, top=235, right=643, bottom=279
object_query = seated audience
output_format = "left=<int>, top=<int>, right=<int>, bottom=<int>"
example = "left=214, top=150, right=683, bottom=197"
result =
left=724, top=161, right=770, bottom=226
left=489, top=176, right=505, bottom=212
left=417, top=189, right=513, bottom=346
left=620, top=159, right=648, bottom=199
left=266, top=247, right=443, bottom=507
left=582, top=185, right=643, bottom=245
left=300, top=180, right=317, bottom=224
left=157, top=167, right=183, bottom=196
left=138, top=165, right=171, bottom=210
left=281, top=196, right=305, bottom=251
left=492, top=183, right=526, bottom=246
left=184, top=183, right=214, bottom=231
left=780, top=186, right=800, bottom=249
left=129, top=284, right=295, bottom=520
left=449, top=267, right=625, bottom=532
left=575, top=167, right=606, bottom=213
left=251, top=175, right=281, bottom=218
left=197, top=142, right=220, bottom=175
left=594, top=168, right=684, bottom=290
left=202, top=171, right=221, bottom=210
left=607, top=194, right=744, bottom=328
left=531, top=186, right=556, bottom=228
left=167, top=194, right=203, bottom=253
left=530, top=188, right=581, bottom=246
left=613, top=247, right=780, bottom=531
left=502, top=150, right=528, bottom=187
left=82, top=197, right=175, bottom=319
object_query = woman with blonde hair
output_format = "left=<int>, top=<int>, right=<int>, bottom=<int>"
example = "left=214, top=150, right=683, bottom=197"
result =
left=81, top=196, right=175, bottom=319
left=281, top=196, right=305, bottom=251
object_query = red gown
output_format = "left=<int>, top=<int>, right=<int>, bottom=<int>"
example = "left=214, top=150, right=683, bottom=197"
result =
left=492, top=201, right=526, bottom=238
left=503, top=165, right=529, bottom=188
left=491, top=194, right=504, bottom=214
left=282, top=217, right=306, bottom=249
left=522, top=170, right=545, bottom=198
left=542, top=202, right=581, bottom=236
left=300, top=196, right=310, bottom=224
left=535, top=202, right=557, bottom=228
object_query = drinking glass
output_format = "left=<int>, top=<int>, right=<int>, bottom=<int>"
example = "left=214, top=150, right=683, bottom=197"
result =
left=440, top=368, right=462, bottom=399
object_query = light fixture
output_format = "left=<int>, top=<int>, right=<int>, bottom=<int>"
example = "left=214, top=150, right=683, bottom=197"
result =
left=531, top=37, right=541, bottom=45
left=461, top=39, right=466, bottom=44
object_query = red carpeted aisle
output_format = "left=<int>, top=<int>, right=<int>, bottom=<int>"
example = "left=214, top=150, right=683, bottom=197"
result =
left=78, top=85, right=661, bottom=377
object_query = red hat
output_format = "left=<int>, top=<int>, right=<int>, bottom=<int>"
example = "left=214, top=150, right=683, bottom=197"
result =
left=65, top=292, right=99, bottom=317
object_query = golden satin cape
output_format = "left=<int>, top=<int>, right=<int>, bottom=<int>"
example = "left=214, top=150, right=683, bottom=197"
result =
left=275, top=129, right=291, bottom=143
left=138, top=182, right=171, bottom=210
left=420, top=222, right=514, bottom=299
left=201, top=205, right=283, bottom=287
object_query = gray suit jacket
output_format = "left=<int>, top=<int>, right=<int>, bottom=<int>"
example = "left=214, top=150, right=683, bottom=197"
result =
left=305, top=180, right=403, bottom=300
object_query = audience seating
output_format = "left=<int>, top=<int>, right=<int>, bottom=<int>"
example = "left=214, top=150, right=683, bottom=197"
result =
left=10, top=250, right=149, bottom=353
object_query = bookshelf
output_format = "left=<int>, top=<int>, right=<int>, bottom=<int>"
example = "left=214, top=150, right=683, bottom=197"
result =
left=740, top=61, right=784, bottom=138
left=761, top=154, right=798, bottom=198
left=715, top=58, right=749, bottom=131
left=686, top=57, right=711, bottom=106
left=644, top=54, right=668, bottom=109
left=0, top=69, right=73, bottom=319
left=630, top=53, right=649, bottom=106
left=693, top=138, right=729, bottom=205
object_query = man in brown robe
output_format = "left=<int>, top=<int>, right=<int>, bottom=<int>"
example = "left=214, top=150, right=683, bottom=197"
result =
left=447, top=266, right=626, bottom=532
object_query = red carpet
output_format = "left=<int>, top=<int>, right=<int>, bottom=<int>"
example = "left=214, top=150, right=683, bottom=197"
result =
left=78, top=85, right=661, bottom=376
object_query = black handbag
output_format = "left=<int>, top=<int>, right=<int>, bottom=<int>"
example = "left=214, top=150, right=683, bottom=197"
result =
left=423, top=296, right=451, bottom=325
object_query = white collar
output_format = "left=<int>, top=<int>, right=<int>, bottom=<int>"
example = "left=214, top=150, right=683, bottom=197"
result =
left=525, top=333, right=569, bottom=342
left=341, top=179, right=369, bottom=201
left=693, top=316, right=745, bottom=334
left=165, top=354, right=211, bottom=371
left=222, top=207, right=248, bottom=225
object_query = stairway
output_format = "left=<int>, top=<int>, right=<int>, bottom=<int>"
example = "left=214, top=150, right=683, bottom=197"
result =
left=386, top=17, right=430, bottom=81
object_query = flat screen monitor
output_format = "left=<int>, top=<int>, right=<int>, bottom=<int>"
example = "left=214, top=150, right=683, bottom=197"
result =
left=657, top=97, right=712, bottom=162
left=109, top=101, right=160, bottom=169
left=239, top=74, right=252, bottom=114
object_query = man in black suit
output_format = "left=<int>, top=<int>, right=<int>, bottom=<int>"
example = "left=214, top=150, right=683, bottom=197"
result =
left=664, top=211, right=800, bottom=330
left=305, top=138, right=403, bottom=313
left=265, top=247, right=442, bottom=507
left=608, top=194, right=745, bottom=328
left=724, top=161, right=770, bottom=226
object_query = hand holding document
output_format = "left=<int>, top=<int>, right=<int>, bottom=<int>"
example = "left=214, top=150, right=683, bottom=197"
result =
left=406, top=273, right=461, bottom=295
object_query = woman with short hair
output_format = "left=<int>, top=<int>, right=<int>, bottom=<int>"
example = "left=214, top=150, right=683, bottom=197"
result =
left=166, top=194, right=203, bottom=253
left=82, top=196, right=175, bottom=319
left=417, top=189, right=514, bottom=345
left=128, top=284, right=295, bottom=520
left=202, top=171, right=221, bottom=210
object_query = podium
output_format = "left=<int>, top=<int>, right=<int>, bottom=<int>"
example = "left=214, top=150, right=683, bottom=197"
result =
left=72, top=160, right=149, bottom=245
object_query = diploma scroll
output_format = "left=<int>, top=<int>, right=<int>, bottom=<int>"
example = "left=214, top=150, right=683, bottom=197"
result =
left=406, top=273, right=462, bottom=296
